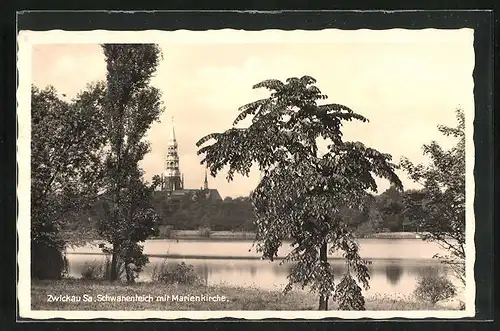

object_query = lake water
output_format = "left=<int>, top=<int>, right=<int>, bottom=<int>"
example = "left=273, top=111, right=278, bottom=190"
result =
left=66, top=239, right=457, bottom=297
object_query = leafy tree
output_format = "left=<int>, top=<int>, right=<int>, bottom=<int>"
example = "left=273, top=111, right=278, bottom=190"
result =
left=401, top=108, right=466, bottom=285
left=31, top=84, right=107, bottom=279
left=197, top=76, right=402, bottom=310
left=97, top=44, right=164, bottom=282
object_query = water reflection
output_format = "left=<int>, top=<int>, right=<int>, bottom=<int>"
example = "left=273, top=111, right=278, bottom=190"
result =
left=66, top=239, right=455, bottom=296
left=385, top=264, right=403, bottom=285
left=249, top=265, right=257, bottom=277
left=196, top=264, right=210, bottom=286
left=66, top=255, right=451, bottom=296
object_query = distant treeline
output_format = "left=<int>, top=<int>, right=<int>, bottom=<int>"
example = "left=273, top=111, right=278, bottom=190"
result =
left=151, top=194, right=256, bottom=232
left=149, top=186, right=423, bottom=236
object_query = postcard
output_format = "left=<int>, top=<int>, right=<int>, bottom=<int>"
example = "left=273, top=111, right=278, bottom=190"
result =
left=17, top=27, right=476, bottom=320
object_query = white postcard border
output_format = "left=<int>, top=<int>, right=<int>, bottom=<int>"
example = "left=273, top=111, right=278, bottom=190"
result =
left=17, top=28, right=476, bottom=320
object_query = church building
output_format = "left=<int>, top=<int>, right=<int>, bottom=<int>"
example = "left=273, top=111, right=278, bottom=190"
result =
left=156, top=118, right=222, bottom=202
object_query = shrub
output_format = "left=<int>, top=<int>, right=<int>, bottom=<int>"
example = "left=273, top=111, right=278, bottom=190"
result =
left=81, top=257, right=125, bottom=281
left=81, top=260, right=106, bottom=280
left=354, top=221, right=376, bottom=238
left=413, top=274, right=457, bottom=305
left=458, top=300, right=466, bottom=310
left=31, top=230, right=67, bottom=280
left=151, top=260, right=200, bottom=285
left=158, top=225, right=175, bottom=238
left=198, top=227, right=211, bottom=238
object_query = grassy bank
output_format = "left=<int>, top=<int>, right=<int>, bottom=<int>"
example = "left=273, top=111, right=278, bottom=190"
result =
left=152, top=231, right=425, bottom=241
left=32, top=279, right=453, bottom=311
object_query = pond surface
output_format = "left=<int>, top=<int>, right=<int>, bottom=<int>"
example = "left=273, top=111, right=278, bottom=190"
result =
left=66, top=238, right=457, bottom=296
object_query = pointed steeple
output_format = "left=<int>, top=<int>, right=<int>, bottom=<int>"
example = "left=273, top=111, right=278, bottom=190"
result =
left=169, top=116, right=177, bottom=146
left=204, top=168, right=209, bottom=190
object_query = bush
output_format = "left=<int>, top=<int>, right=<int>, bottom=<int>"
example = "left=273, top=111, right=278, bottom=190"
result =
left=413, top=274, right=457, bottom=305
left=81, top=257, right=125, bottom=281
left=354, top=221, right=377, bottom=238
left=31, top=230, right=68, bottom=280
left=458, top=300, right=466, bottom=310
left=158, top=225, right=175, bottom=238
left=151, top=260, right=200, bottom=285
left=198, top=227, right=211, bottom=238
left=81, top=260, right=106, bottom=280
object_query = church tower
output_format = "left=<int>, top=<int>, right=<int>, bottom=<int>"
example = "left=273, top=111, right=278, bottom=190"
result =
left=163, top=117, right=183, bottom=192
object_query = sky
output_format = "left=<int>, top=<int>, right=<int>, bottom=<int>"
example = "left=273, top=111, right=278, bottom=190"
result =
left=31, top=29, right=474, bottom=198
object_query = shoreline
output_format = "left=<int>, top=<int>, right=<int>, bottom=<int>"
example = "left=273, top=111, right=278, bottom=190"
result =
left=64, top=251, right=439, bottom=262
left=65, top=232, right=428, bottom=243
left=150, top=231, right=426, bottom=241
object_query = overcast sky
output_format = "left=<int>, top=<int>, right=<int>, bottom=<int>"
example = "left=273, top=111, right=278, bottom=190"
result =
left=31, top=29, right=474, bottom=198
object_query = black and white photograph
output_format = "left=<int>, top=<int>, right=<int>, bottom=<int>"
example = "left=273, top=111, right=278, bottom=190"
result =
left=17, top=26, right=476, bottom=319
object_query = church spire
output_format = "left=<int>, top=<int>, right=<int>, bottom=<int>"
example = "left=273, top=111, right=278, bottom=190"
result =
left=204, top=168, right=209, bottom=190
left=164, top=116, right=182, bottom=191
left=169, top=116, right=177, bottom=145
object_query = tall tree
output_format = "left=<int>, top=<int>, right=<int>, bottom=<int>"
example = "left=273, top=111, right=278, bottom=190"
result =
left=400, top=108, right=466, bottom=285
left=97, top=44, right=164, bottom=282
left=31, top=84, right=107, bottom=279
left=197, top=76, right=402, bottom=310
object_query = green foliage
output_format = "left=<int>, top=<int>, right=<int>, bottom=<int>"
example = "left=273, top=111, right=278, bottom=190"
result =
left=31, top=240, right=69, bottom=280
left=81, top=260, right=107, bottom=280
left=152, top=193, right=256, bottom=232
left=80, top=258, right=126, bottom=281
left=151, top=260, right=200, bottom=285
left=95, top=44, right=164, bottom=283
left=333, top=274, right=366, bottom=310
left=31, top=84, right=108, bottom=279
left=376, top=186, right=404, bottom=232
left=458, top=300, right=466, bottom=310
left=151, top=186, right=418, bottom=236
left=354, top=220, right=378, bottom=239
left=197, top=76, right=403, bottom=310
left=413, top=274, right=457, bottom=305
left=401, top=108, right=466, bottom=285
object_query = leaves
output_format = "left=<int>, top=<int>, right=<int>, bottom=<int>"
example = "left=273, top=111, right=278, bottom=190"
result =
left=94, top=44, right=165, bottom=282
left=233, top=99, right=269, bottom=126
left=333, top=274, right=366, bottom=310
left=31, top=84, right=108, bottom=241
left=252, top=79, right=285, bottom=91
left=413, top=274, right=457, bottom=305
left=31, top=83, right=110, bottom=279
left=197, top=75, right=403, bottom=310
left=400, top=108, right=466, bottom=285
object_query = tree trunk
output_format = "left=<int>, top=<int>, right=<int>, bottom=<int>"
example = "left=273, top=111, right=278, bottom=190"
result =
left=110, top=244, right=119, bottom=281
left=319, top=294, right=328, bottom=310
left=318, top=241, right=329, bottom=310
